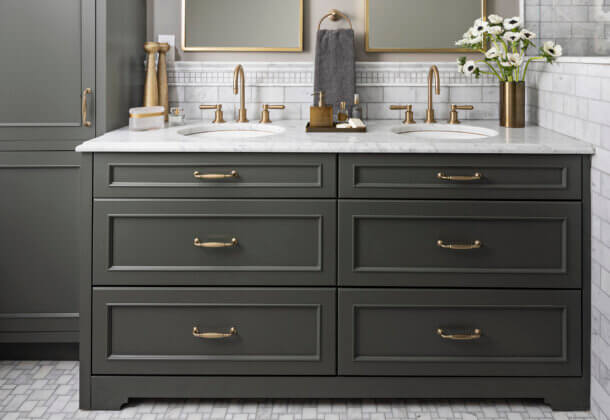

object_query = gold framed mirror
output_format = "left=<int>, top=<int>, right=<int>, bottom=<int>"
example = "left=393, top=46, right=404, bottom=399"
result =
left=365, top=0, right=487, bottom=52
left=182, top=0, right=303, bottom=52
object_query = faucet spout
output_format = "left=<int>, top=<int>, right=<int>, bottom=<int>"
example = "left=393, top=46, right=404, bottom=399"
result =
left=233, top=64, right=248, bottom=123
left=425, top=65, right=440, bottom=124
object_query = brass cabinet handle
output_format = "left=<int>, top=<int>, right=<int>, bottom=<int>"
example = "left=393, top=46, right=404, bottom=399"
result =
left=192, top=326, right=237, bottom=339
left=437, top=328, right=481, bottom=341
left=437, top=172, right=482, bottom=181
left=193, top=237, right=238, bottom=248
left=193, top=170, right=238, bottom=179
left=82, top=88, right=92, bottom=127
left=437, top=240, right=482, bottom=250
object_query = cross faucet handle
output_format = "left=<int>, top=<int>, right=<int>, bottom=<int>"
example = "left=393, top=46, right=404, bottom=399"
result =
left=390, top=105, right=416, bottom=125
left=200, top=104, right=226, bottom=124
left=260, top=104, right=285, bottom=124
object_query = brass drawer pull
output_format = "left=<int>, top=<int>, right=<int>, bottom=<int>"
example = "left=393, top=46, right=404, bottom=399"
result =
left=437, top=240, right=482, bottom=250
left=437, top=172, right=482, bottom=181
left=192, top=326, right=237, bottom=339
left=193, top=170, right=238, bottom=180
left=82, top=88, right=92, bottom=127
left=194, top=237, right=238, bottom=248
left=437, top=328, right=482, bottom=341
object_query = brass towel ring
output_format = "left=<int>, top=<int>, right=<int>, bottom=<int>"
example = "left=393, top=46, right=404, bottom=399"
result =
left=318, top=9, right=353, bottom=31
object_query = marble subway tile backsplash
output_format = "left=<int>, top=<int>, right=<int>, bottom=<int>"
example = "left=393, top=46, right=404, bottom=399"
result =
left=168, top=62, right=499, bottom=123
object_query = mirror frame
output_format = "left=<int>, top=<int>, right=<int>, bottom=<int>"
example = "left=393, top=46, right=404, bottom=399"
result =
left=181, top=0, right=304, bottom=52
left=365, top=0, right=487, bottom=53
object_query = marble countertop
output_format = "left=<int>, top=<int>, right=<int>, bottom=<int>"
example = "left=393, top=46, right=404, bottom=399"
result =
left=75, top=120, right=595, bottom=154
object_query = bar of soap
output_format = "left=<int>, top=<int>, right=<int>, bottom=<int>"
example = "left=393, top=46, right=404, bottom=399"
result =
left=336, top=123, right=351, bottom=129
left=349, top=118, right=366, bottom=128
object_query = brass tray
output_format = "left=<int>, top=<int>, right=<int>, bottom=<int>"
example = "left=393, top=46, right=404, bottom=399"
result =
left=305, top=122, right=367, bottom=133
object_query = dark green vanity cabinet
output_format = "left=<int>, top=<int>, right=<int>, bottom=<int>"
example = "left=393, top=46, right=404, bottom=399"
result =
left=0, top=0, right=146, bottom=355
left=80, top=153, right=591, bottom=411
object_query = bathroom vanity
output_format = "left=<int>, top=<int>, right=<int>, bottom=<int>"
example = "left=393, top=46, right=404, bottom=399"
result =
left=77, top=120, right=593, bottom=410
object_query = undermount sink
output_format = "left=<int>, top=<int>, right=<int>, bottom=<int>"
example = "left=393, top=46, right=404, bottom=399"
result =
left=393, top=124, right=498, bottom=140
left=179, top=124, right=285, bottom=139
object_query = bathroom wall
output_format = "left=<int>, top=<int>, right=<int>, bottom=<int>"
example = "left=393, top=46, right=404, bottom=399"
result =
left=148, top=0, right=518, bottom=62
left=526, top=59, right=610, bottom=420
left=524, top=0, right=610, bottom=56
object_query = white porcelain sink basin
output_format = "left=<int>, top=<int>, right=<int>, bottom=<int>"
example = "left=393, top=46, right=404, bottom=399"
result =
left=179, top=124, right=285, bottom=139
left=393, top=124, right=498, bottom=140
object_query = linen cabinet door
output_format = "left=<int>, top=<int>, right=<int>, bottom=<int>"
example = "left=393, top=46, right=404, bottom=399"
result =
left=338, top=200, right=581, bottom=288
left=0, top=152, right=80, bottom=344
left=0, top=0, right=95, bottom=141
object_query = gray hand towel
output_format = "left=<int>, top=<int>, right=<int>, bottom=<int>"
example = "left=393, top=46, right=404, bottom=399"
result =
left=313, top=29, right=356, bottom=116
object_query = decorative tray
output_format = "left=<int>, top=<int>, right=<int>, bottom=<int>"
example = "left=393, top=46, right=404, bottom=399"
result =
left=305, top=122, right=367, bottom=133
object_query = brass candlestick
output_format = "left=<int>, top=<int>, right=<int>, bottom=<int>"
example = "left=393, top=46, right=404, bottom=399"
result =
left=157, top=43, right=170, bottom=121
left=143, top=42, right=160, bottom=107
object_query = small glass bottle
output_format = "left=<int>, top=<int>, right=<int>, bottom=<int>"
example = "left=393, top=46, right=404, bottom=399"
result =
left=351, top=94, right=362, bottom=119
left=337, top=101, right=349, bottom=122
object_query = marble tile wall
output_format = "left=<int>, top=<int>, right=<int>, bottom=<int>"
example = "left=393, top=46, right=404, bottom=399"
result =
left=524, top=0, right=610, bottom=56
left=526, top=59, right=610, bottom=420
left=168, top=62, right=500, bottom=123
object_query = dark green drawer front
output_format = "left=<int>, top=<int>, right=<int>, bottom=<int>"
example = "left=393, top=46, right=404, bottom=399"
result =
left=94, top=153, right=336, bottom=198
left=339, top=200, right=581, bottom=288
left=93, top=199, right=336, bottom=286
left=339, top=289, right=581, bottom=377
left=92, top=287, right=336, bottom=375
left=339, top=155, right=581, bottom=200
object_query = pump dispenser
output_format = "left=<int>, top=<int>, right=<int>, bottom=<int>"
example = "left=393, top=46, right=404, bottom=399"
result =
left=310, top=91, right=334, bottom=127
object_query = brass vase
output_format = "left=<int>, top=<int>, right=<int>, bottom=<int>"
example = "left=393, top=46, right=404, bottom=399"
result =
left=143, top=42, right=160, bottom=107
left=499, top=81, right=525, bottom=128
left=157, top=43, right=170, bottom=122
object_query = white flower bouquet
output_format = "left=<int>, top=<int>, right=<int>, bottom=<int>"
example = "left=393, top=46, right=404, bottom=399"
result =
left=455, top=15, right=562, bottom=81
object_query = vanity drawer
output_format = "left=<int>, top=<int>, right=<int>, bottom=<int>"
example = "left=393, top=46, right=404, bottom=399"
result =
left=92, top=287, right=336, bottom=375
left=339, top=155, right=582, bottom=200
left=94, top=153, right=336, bottom=198
left=93, top=199, right=336, bottom=286
left=338, top=200, right=581, bottom=288
left=338, top=289, right=581, bottom=377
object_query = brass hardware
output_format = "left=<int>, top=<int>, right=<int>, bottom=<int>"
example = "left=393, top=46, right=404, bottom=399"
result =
left=310, top=92, right=334, bottom=128
left=425, top=65, right=441, bottom=124
left=500, top=81, right=525, bottom=128
left=448, top=105, right=474, bottom=124
left=260, top=104, right=285, bottom=124
left=157, top=43, right=170, bottom=122
left=437, top=240, right=482, bottom=250
left=437, top=328, right=482, bottom=341
left=143, top=42, right=160, bottom=107
left=318, top=9, right=353, bottom=31
left=390, top=105, right=416, bottom=124
left=365, top=0, right=487, bottom=53
left=192, top=326, right=237, bottom=339
left=233, top=65, right=248, bottom=123
left=81, top=88, right=92, bottom=127
left=437, top=172, right=483, bottom=182
left=193, top=169, right=238, bottom=180
left=200, top=104, right=226, bottom=124
left=181, top=0, right=303, bottom=52
left=193, top=237, right=238, bottom=248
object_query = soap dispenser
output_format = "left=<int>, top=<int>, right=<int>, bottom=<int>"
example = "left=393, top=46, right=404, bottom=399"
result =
left=310, top=91, right=334, bottom=128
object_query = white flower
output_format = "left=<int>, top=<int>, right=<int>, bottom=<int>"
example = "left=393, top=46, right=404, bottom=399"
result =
left=543, top=41, right=563, bottom=57
left=503, top=16, right=521, bottom=30
left=499, top=59, right=513, bottom=68
left=503, top=32, right=521, bottom=43
left=455, top=38, right=468, bottom=46
left=463, top=60, right=478, bottom=75
left=520, top=29, right=536, bottom=40
left=507, top=52, right=524, bottom=67
left=488, top=25, right=503, bottom=36
left=471, top=21, right=489, bottom=36
left=488, top=14, right=503, bottom=24
left=467, top=35, right=483, bottom=45
left=485, top=46, right=500, bottom=59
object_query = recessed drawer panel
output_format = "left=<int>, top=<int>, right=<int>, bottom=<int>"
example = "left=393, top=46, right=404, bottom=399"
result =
left=339, top=200, right=581, bottom=288
left=92, top=287, right=336, bottom=375
left=339, top=155, right=581, bottom=200
left=94, top=153, right=336, bottom=198
left=93, top=199, right=336, bottom=286
left=339, top=289, right=581, bottom=377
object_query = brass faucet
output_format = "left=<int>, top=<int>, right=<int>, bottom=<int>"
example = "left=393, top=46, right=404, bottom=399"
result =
left=425, top=65, right=440, bottom=124
left=233, top=64, right=248, bottom=123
